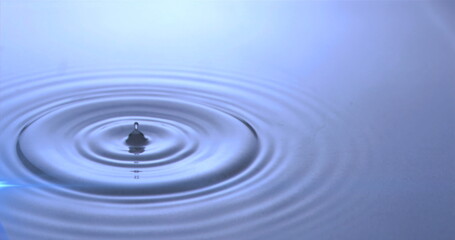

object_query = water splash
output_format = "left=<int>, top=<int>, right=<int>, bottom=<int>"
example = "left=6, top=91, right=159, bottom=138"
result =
left=126, top=122, right=148, bottom=146
left=126, top=122, right=148, bottom=154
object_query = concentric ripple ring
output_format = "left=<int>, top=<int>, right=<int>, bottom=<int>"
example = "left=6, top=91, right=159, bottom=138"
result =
left=17, top=94, right=260, bottom=197
left=0, top=68, right=374, bottom=240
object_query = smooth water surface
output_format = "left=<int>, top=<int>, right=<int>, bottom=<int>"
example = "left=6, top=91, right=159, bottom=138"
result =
left=0, top=1, right=454, bottom=240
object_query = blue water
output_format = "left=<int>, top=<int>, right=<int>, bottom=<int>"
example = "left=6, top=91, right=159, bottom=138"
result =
left=0, top=222, right=8, bottom=240
left=0, top=1, right=454, bottom=240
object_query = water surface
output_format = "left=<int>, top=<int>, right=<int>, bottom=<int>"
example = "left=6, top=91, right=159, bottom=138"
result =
left=0, top=1, right=454, bottom=240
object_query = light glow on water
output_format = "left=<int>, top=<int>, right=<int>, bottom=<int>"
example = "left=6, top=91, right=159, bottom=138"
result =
left=0, top=182, right=14, bottom=189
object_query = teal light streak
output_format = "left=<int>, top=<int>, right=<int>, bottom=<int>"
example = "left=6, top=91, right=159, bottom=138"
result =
left=0, top=181, right=14, bottom=189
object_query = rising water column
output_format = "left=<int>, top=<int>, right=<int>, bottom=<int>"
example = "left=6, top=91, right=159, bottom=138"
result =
left=126, top=122, right=148, bottom=154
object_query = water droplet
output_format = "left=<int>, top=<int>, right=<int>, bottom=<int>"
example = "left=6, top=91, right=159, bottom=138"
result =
left=126, top=122, right=148, bottom=148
